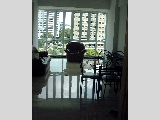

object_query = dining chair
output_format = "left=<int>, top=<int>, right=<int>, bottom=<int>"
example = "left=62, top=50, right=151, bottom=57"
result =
left=98, top=51, right=124, bottom=94
left=80, top=62, right=99, bottom=83
left=80, top=61, right=103, bottom=99
left=99, top=65, right=123, bottom=90
left=64, top=42, right=86, bottom=62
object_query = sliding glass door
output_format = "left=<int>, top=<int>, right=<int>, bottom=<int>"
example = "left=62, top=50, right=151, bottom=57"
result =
left=38, top=10, right=107, bottom=57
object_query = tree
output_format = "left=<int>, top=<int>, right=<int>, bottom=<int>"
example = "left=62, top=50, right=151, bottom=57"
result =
left=59, top=28, right=71, bottom=39
left=40, top=32, right=53, bottom=38
left=48, top=33, right=53, bottom=38
left=65, top=28, right=71, bottom=38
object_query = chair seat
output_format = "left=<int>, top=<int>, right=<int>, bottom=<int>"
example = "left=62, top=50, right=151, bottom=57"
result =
left=102, top=74, right=121, bottom=82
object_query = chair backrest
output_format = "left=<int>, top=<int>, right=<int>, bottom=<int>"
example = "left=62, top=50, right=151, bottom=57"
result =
left=66, top=42, right=85, bottom=52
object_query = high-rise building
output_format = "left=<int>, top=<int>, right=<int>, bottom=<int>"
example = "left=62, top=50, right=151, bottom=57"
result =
left=73, top=13, right=106, bottom=52
left=38, top=10, right=60, bottom=39
left=73, top=13, right=106, bottom=41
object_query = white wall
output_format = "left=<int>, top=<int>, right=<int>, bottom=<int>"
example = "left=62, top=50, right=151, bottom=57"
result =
left=106, top=0, right=128, bottom=53
left=117, top=4, right=127, bottom=52
left=105, top=0, right=117, bottom=52
left=32, top=0, right=38, bottom=48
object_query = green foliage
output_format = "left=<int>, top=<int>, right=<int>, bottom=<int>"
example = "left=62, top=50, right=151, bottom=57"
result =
left=40, top=32, right=53, bottom=38
left=65, top=28, right=71, bottom=38
left=53, top=46, right=57, bottom=49
left=48, top=33, right=53, bottom=38
left=38, top=39, right=46, bottom=48
left=38, top=48, right=46, bottom=52
left=84, top=49, right=100, bottom=56
left=47, top=48, right=54, bottom=54
left=58, top=48, right=62, bottom=53
left=59, top=28, right=71, bottom=39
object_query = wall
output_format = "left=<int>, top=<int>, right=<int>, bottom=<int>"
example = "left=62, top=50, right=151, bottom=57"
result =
left=38, top=0, right=111, bottom=10
left=117, top=0, right=128, bottom=52
left=106, top=0, right=128, bottom=53
left=105, top=0, right=117, bottom=52
left=117, top=4, right=127, bottom=52
left=118, top=0, right=128, bottom=7
left=32, top=0, right=38, bottom=48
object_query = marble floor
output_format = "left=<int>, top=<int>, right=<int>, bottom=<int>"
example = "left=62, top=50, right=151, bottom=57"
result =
left=32, top=58, right=121, bottom=120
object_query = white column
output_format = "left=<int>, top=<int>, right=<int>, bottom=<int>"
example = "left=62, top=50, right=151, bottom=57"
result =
left=32, top=0, right=38, bottom=48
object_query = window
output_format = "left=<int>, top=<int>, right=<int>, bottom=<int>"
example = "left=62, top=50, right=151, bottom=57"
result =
left=38, top=10, right=107, bottom=56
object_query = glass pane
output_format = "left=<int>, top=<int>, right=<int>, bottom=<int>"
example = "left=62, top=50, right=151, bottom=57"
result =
left=38, top=39, right=47, bottom=52
left=89, top=13, right=97, bottom=41
left=97, top=13, right=106, bottom=41
left=38, top=10, right=48, bottom=51
left=83, top=42, right=97, bottom=56
left=47, top=40, right=63, bottom=55
left=73, top=12, right=80, bottom=41
left=64, top=12, right=71, bottom=39
left=81, top=13, right=88, bottom=41
left=97, top=41, right=105, bottom=56
left=64, top=12, right=72, bottom=55
left=57, top=12, right=63, bottom=41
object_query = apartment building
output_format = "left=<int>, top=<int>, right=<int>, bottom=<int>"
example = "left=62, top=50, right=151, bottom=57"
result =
left=38, top=10, right=60, bottom=39
left=73, top=12, right=106, bottom=51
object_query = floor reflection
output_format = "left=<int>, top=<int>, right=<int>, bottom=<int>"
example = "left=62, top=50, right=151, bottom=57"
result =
left=32, top=58, right=120, bottom=120
left=33, top=59, right=102, bottom=100
left=33, top=58, right=120, bottom=100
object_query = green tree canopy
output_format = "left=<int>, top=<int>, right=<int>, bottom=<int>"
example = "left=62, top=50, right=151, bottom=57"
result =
left=40, top=32, right=53, bottom=38
left=59, top=28, right=71, bottom=39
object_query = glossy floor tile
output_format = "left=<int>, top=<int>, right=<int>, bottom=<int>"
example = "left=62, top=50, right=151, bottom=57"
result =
left=32, top=58, right=120, bottom=120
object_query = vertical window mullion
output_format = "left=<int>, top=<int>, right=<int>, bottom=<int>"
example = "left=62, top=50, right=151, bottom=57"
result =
left=104, top=13, right=108, bottom=51
left=95, top=13, right=99, bottom=52
left=54, top=11, right=57, bottom=40
left=62, top=11, right=66, bottom=55
left=79, top=12, right=82, bottom=42
left=46, top=10, right=49, bottom=51
left=71, top=11, right=74, bottom=41
left=87, top=12, right=91, bottom=41
left=62, top=11, right=66, bottom=39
